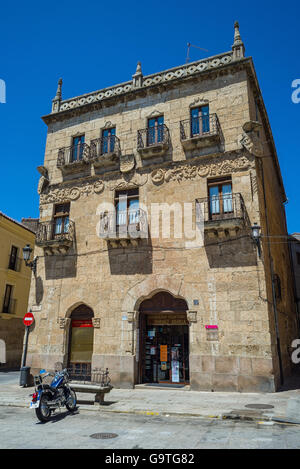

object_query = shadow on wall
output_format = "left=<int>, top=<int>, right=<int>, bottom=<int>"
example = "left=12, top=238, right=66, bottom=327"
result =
left=35, top=276, right=44, bottom=304
left=44, top=226, right=78, bottom=280
left=108, top=239, right=153, bottom=275
left=44, top=251, right=77, bottom=279
left=205, top=233, right=257, bottom=268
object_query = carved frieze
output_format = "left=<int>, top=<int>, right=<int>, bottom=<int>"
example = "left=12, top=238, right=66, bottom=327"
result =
left=40, top=180, right=105, bottom=205
left=108, top=171, right=148, bottom=191
left=150, top=155, right=253, bottom=185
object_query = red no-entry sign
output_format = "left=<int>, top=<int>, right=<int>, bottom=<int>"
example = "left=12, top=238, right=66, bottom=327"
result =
left=23, top=312, right=34, bottom=327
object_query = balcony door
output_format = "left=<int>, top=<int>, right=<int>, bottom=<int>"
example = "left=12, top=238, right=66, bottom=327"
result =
left=115, top=189, right=139, bottom=229
left=191, top=105, right=209, bottom=136
left=208, top=178, right=233, bottom=220
left=53, top=203, right=70, bottom=237
left=101, top=127, right=116, bottom=154
left=147, top=116, right=164, bottom=146
left=72, top=135, right=85, bottom=162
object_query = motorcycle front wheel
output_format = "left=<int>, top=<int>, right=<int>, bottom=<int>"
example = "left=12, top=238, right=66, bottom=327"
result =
left=35, top=394, right=51, bottom=423
left=66, top=389, right=77, bottom=412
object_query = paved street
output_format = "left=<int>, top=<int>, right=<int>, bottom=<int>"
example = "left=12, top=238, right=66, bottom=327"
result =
left=1, top=405, right=300, bottom=449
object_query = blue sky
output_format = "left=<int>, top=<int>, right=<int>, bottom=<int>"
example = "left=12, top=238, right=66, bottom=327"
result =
left=0, top=0, right=299, bottom=233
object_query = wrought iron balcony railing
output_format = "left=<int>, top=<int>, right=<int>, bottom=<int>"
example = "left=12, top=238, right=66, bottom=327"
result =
left=197, top=193, right=248, bottom=223
left=57, top=143, right=91, bottom=168
left=2, top=297, right=17, bottom=314
left=90, top=135, right=121, bottom=166
left=137, top=124, right=170, bottom=157
left=36, top=219, right=75, bottom=255
left=99, top=209, right=148, bottom=247
left=180, top=114, right=221, bottom=149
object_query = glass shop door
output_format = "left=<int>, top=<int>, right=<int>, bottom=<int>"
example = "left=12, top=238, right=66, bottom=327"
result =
left=142, top=324, right=189, bottom=384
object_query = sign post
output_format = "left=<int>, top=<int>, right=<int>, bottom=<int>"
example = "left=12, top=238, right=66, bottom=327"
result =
left=20, top=312, right=35, bottom=387
left=21, top=312, right=34, bottom=369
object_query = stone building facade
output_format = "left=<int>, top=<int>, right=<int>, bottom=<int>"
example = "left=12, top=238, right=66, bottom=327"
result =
left=25, top=22, right=298, bottom=391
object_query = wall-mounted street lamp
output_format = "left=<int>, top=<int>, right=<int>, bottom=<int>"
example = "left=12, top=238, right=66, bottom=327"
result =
left=22, top=244, right=37, bottom=275
left=251, top=222, right=262, bottom=258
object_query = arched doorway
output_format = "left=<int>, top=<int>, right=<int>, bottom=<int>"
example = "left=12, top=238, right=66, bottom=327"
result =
left=68, top=304, right=94, bottom=379
left=139, top=291, right=189, bottom=385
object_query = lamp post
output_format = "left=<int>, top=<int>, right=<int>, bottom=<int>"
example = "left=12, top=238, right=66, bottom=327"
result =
left=251, top=222, right=261, bottom=258
left=22, top=244, right=37, bottom=275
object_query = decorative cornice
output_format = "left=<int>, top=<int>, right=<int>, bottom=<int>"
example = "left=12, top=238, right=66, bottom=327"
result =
left=43, top=52, right=242, bottom=122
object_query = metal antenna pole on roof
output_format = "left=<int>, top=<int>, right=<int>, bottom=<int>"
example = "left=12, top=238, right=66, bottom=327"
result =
left=186, top=43, right=209, bottom=63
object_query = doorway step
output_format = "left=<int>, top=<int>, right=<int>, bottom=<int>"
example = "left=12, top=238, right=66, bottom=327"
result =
left=135, top=383, right=190, bottom=390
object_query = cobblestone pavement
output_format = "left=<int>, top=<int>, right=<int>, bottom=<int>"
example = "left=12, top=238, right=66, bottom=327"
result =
left=1, top=406, right=300, bottom=449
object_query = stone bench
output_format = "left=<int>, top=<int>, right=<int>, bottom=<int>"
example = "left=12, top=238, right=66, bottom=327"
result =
left=70, top=382, right=113, bottom=405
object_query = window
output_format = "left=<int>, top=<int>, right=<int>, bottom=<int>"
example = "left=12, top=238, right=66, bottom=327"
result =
left=3, top=285, right=13, bottom=313
left=147, top=116, right=164, bottom=146
left=71, top=135, right=85, bottom=162
left=101, top=127, right=116, bottom=154
left=8, top=245, right=18, bottom=271
left=115, top=189, right=139, bottom=226
left=208, top=178, right=233, bottom=219
left=297, top=252, right=300, bottom=266
left=273, top=274, right=282, bottom=301
left=191, top=105, right=210, bottom=136
left=53, top=203, right=70, bottom=236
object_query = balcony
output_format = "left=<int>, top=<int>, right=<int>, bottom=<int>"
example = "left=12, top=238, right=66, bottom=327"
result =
left=196, top=193, right=249, bottom=239
left=57, top=143, right=91, bottom=174
left=2, top=297, right=16, bottom=314
left=90, top=135, right=120, bottom=167
left=36, top=220, right=75, bottom=255
left=180, top=114, right=221, bottom=151
left=137, top=124, right=170, bottom=159
left=99, top=209, right=148, bottom=248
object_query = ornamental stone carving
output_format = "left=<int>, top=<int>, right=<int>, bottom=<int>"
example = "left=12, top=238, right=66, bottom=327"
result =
left=40, top=180, right=105, bottom=205
left=150, top=154, right=253, bottom=185
left=120, top=154, right=135, bottom=173
left=108, top=171, right=148, bottom=191
left=187, top=311, right=197, bottom=323
left=57, top=317, right=71, bottom=329
left=240, top=121, right=264, bottom=157
left=92, top=318, right=101, bottom=328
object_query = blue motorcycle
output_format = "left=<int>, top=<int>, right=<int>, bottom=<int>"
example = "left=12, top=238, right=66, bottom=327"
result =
left=30, top=368, right=77, bottom=422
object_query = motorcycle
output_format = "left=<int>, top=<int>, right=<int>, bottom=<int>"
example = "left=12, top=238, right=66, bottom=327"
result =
left=30, top=368, right=77, bottom=422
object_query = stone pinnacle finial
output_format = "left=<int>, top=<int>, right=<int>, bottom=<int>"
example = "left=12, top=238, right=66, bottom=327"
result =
left=55, top=78, right=63, bottom=100
left=232, top=21, right=245, bottom=60
left=52, top=77, right=63, bottom=113
left=137, top=61, right=142, bottom=73
left=132, top=61, right=143, bottom=88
